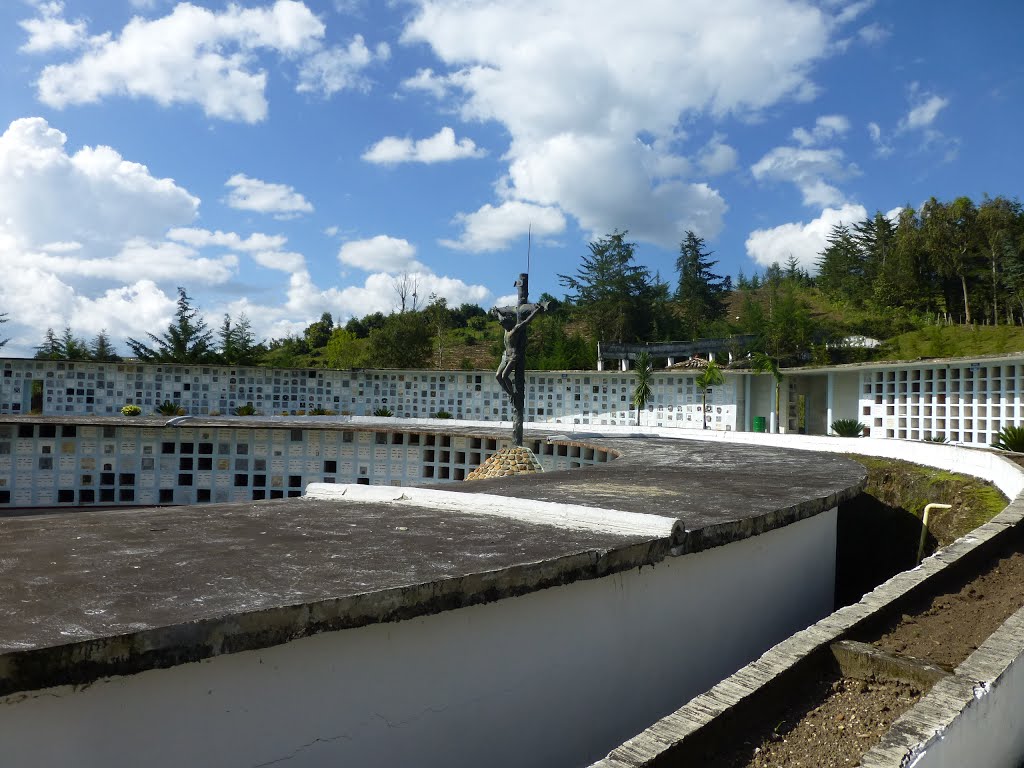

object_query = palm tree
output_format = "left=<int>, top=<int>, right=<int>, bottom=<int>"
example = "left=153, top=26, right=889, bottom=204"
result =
left=632, top=351, right=653, bottom=426
left=694, top=359, right=724, bottom=429
left=752, top=352, right=783, bottom=433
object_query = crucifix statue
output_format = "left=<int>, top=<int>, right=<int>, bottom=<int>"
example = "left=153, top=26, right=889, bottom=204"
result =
left=492, top=273, right=548, bottom=447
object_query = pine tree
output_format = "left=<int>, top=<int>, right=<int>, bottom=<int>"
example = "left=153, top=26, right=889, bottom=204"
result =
left=127, top=287, right=216, bottom=363
left=674, top=231, right=731, bottom=339
left=89, top=330, right=120, bottom=361
left=559, top=230, right=656, bottom=343
left=35, top=328, right=63, bottom=360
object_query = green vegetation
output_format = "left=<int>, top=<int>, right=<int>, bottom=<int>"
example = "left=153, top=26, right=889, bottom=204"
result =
left=155, top=401, right=185, bottom=416
left=432, top=410, right=453, bottom=419
left=28, top=193, right=1024, bottom=372
left=631, top=351, right=653, bottom=426
left=992, top=425, right=1024, bottom=453
left=120, top=404, right=141, bottom=416
left=694, top=359, right=724, bottom=430
left=233, top=404, right=257, bottom=416
left=831, top=418, right=865, bottom=437
left=373, top=406, right=394, bottom=417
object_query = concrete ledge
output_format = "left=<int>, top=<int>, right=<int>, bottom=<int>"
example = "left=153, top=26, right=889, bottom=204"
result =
left=590, top=440, right=1024, bottom=768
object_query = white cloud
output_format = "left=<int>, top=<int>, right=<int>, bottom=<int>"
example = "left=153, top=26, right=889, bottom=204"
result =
left=338, top=235, right=422, bottom=272
left=166, top=227, right=304, bottom=271
left=792, top=114, right=850, bottom=146
left=867, top=121, right=893, bottom=157
left=745, top=203, right=867, bottom=272
left=751, top=145, right=857, bottom=207
left=441, top=200, right=566, bottom=253
left=696, top=134, right=739, bottom=176
left=899, top=91, right=949, bottom=132
left=403, top=0, right=834, bottom=249
left=7, top=239, right=237, bottom=285
left=297, top=35, right=390, bottom=96
left=0, top=117, right=198, bottom=248
left=363, top=127, right=486, bottom=165
left=858, top=23, right=889, bottom=44
left=19, top=1, right=89, bottom=53
left=224, top=174, right=313, bottom=218
left=402, top=67, right=449, bottom=99
left=167, top=227, right=287, bottom=252
left=30, top=1, right=385, bottom=122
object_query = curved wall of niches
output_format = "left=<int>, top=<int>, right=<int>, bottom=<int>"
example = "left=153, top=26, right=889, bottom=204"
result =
left=0, top=420, right=615, bottom=509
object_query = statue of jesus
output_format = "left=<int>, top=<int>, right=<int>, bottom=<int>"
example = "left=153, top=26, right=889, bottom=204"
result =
left=491, top=273, right=547, bottom=446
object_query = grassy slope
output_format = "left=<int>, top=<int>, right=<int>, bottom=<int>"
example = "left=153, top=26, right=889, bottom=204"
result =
left=878, top=324, right=1024, bottom=361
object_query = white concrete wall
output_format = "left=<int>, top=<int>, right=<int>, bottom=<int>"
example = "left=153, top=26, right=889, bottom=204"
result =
left=832, top=370, right=861, bottom=426
left=909, top=651, right=1024, bottom=768
left=0, top=508, right=837, bottom=768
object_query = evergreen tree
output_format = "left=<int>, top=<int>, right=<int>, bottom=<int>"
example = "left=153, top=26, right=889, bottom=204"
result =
left=674, top=231, right=731, bottom=339
left=559, top=230, right=656, bottom=343
left=127, top=287, right=216, bottom=363
left=817, top=224, right=866, bottom=303
left=0, top=312, right=8, bottom=349
left=89, top=330, right=120, bottom=361
left=59, top=327, right=89, bottom=360
left=367, top=311, right=431, bottom=368
left=219, top=313, right=261, bottom=365
left=35, top=328, right=63, bottom=360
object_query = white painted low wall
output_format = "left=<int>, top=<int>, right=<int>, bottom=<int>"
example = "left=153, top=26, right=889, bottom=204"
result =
left=911, top=654, right=1024, bottom=768
left=0, top=509, right=837, bottom=768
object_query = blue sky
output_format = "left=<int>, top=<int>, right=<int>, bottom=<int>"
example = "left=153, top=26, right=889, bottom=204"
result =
left=0, top=0, right=1021, bottom=356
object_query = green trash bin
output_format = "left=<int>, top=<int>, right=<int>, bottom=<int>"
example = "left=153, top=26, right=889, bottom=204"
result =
left=752, top=416, right=767, bottom=433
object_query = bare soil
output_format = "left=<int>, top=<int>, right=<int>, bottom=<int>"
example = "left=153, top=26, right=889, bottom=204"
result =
left=697, top=531, right=1024, bottom=767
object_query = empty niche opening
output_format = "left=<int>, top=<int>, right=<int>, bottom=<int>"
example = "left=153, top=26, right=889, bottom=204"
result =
left=455, top=451, right=466, bottom=464
left=423, top=465, right=435, bottom=479
left=454, top=468, right=465, bottom=481
left=439, top=466, right=450, bottom=480
left=424, top=449, right=435, bottom=463
left=440, top=450, right=450, bottom=463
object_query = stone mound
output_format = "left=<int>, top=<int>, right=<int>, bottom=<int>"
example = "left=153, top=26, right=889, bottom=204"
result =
left=465, top=446, right=544, bottom=480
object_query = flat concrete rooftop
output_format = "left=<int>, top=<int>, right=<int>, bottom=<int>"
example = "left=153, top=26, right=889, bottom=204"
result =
left=0, top=425, right=865, bottom=695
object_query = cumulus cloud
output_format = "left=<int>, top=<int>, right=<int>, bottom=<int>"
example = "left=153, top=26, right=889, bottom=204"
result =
left=696, top=134, right=739, bottom=176
left=403, top=0, right=834, bottom=249
left=224, top=174, right=313, bottom=218
left=29, top=1, right=384, bottom=122
left=363, top=127, right=486, bottom=165
left=401, top=67, right=449, bottom=99
left=745, top=203, right=868, bottom=272
left=297, top=35, right=390, bottom=96
left=0, top=117, right=198, bottom=248
left=338, top=235, right=423, bottom=272
left=751, top=145, right=858, bottom=207
left=167, top=227, right=305, bottom=271
left=19, top=1, right=90, bottom=53
left=792, top=114, right=850, bottom=146
left=441, top=200, right=566, bottom=253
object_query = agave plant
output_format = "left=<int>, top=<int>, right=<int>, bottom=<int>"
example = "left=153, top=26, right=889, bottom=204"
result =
left=233, top=403, right=257, bottom=416
left=992, top=425, right=1024, bottom=453
left=373, top=406, right=394, bottom=417
left=433, top=410, right=453, bottom=419
left=155, top=400, right=185, bottom=416
left=831, top=418, right=865, bottom=437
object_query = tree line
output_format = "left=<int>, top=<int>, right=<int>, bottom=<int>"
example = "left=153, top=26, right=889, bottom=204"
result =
left=18, top=193, right=1023, bottom=371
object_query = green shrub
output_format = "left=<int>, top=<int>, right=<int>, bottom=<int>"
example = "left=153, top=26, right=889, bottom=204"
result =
left=923, top=433, right=947, bottom=443
left=156, top=401, right=185, bottom=416
left=233, top=403, right=257, bottom=416
left=831, top=418, right=865, bottom=437
left=121, top=404, right=142, bottom=417
left=309, top=408, right=337, bottom=416
left=993, top=425, right=1024, bottom=453
left=373, top=406, right=394, bottom=417
left=433, top=410, right=453, bottom=419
